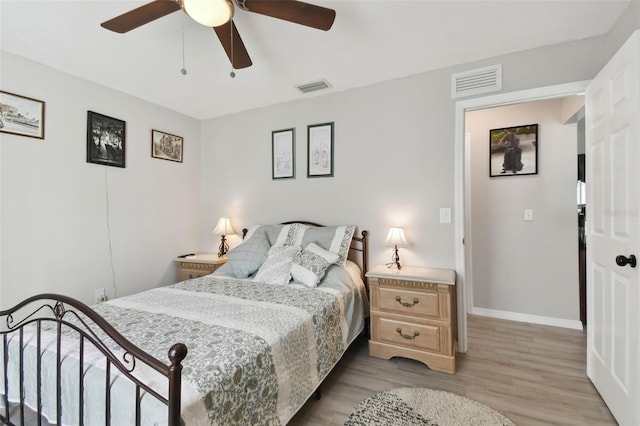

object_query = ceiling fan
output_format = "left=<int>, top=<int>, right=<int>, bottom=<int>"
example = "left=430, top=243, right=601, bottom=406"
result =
left=100, top=0, right=336, bottom=69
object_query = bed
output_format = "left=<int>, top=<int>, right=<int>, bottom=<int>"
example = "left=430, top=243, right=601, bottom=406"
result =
left=0, top=221, right=369, bottom=425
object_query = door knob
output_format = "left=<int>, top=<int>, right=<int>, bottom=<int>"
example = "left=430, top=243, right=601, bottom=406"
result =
left=616, top=254, right=637, bottom=268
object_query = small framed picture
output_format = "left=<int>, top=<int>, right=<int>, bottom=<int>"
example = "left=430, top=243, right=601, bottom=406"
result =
left=0, top=90, right=45, bottom=139
left=152, top=129, right=183, bottom=163
left=87, top=111, right=126, bottom=168
left=307, top=122, right=334, bottom=178
left=272, top=128, right=295, bottom=179
left=489, top=124, right=538, bottom=177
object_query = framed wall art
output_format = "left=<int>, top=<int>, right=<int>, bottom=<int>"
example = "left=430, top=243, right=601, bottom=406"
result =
left=272, top=128, right=295, bottom=179
left=0, top=90, right=45, bottom=139
left=87, top=111, right=126, bottom=168
left=489, top=123, right=538, bottom=177
left=152, top=129, right=183, bottom=163
left=307, top=122, right=334, bottom=178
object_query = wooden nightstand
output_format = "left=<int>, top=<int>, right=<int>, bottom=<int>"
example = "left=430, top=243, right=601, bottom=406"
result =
left=175, top=254, right=227, bottom=282
left=366, top=264, right=457, bottom=374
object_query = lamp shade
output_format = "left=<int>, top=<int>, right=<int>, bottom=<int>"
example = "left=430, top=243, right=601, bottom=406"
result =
left=183, top=0, right=233, bottom=27
left=212, top=217, right=235, bottom=236
left=384, top=227, right=409, bottom=246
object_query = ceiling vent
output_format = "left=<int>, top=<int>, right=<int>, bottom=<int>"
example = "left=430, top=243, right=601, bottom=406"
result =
left=451, top=65, right=502, bottom=99
left=297, top=79, right=332, bottom=94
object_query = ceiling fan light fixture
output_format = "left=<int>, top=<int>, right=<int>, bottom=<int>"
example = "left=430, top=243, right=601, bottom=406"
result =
left=183, top=0, right=234, bottom=27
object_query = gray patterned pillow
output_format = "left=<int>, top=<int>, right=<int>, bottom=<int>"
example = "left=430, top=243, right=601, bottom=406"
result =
left=291, top=243, right=340, bottom=288
left=244, top=224, right=296, bottom=246
left=226, top=230, right=271, bottom=278
left=254, top=246, right=301, bottom=285
left=288, top=225, right=356, bottom=266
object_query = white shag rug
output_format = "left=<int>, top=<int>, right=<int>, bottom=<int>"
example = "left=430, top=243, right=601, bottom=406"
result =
left=345, top=387, right=515, bottom=426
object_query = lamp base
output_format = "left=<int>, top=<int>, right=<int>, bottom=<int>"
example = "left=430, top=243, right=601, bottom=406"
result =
left=386, top=245, right=402, bottom=270
left=218, top=235, right=229, bottom=258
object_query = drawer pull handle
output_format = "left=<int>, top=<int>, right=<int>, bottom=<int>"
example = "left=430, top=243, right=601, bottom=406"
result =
left=395, top=296, right=419, bottom=308
left=395, top=327, right=420, bottom=340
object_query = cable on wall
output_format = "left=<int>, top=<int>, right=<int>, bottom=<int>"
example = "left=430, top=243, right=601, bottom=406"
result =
left=104, top=168, right=118, bottom=298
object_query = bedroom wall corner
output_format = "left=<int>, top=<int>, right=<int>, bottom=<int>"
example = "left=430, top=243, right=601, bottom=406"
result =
left=603, top=0, right=640, bottom=63
left=0, top=52, right=202, bottom=308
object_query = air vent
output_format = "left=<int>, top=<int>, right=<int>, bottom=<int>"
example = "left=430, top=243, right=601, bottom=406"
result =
left=296, top=79, right=332, bottom=94
left=451, top=65, right=502, bottom=99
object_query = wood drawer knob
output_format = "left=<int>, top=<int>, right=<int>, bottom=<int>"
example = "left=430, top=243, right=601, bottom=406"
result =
left=395, top=296, right=419, bottom=308
left=395, top=327, right=420, bottom=340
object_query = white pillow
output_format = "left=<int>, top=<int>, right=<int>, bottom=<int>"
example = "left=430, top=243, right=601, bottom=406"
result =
left=253, top=246, right=301, bottom=285
left=291, top=243, right=340, bottom=288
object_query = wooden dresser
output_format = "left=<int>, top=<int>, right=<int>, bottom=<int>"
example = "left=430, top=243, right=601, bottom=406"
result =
left=174, top=254, right=227, bottom=282
left=366, top=264, right=457, bottom=374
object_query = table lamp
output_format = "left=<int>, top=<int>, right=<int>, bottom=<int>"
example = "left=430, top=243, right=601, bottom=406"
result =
left=212, top=217, right=236, bottom=257
left=384, top=226, right=408, bottom=269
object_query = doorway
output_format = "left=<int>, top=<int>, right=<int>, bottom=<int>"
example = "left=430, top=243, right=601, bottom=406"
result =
left=453, top=81, right=589, bottom=353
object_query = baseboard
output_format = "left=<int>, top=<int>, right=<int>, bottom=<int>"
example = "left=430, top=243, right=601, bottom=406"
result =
left=470, top=307, right=584, bottom=330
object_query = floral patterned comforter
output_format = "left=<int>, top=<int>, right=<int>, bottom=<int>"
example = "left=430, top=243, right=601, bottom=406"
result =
left=1, top=264, right=366, bottom=426
left=107, top=272, right=365, bottom=425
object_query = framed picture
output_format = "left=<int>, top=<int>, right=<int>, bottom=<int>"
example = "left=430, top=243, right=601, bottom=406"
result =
left=307, top=122, right=334, bottom=178
left=489, top=124, right=538, bottom=177
left=87, top=111, right=126, bottom=168
left=152, top=129, right=183, bottom=163
left=0, top=90, right=45, bottom=139
left=272, top=128, right=295, bottom=179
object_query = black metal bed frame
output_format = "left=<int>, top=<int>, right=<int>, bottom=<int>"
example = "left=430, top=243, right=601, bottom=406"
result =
left=0, top=294, right=186, bottom=426
left=0, top=222, right=368, bottom=426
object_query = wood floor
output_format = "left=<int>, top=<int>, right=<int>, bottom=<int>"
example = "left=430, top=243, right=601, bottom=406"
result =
left=290, top=314, right=617, bottom=426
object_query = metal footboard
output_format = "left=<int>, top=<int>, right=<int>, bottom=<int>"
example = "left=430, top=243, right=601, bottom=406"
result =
left=0, top=294, right=186, bottom=426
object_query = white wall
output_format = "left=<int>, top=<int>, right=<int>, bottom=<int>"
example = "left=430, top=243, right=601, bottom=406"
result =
left=466, top=99, right=579, bottom=322
left=605, top=0, right=640, bottom=62
left=200, top=73, right=459, bottom=268
left=0, top=53, right=202, bottom=308
left=199, top=35, right=608, bottom=272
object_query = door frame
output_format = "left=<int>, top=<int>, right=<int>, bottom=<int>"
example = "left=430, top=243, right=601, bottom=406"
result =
left=454, top=80, right=590, bottom=352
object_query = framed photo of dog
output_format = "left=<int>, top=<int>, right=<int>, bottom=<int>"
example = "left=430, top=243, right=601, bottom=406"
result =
left=489, top=124, right=538, bottom=177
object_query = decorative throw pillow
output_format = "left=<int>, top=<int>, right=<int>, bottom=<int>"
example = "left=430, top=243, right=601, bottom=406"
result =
left=291, top=243, right=340, bottom=288
left=226, top=230, right=271, bottom=278
left=254, top=246, right=301, bottom=285
left=244, top=224, right=296, bottom=247
left=289, top=225, right=356, bottom=266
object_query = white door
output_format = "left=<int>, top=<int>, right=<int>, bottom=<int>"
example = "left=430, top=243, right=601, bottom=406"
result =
left=586, top=30, right=640, bottom=425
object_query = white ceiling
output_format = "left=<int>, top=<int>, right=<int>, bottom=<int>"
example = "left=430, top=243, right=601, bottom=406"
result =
left=0, top=0, right=631, bottom=120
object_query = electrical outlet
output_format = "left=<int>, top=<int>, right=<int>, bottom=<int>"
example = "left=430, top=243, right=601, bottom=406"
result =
left=95, top=288, right=107, bottom=304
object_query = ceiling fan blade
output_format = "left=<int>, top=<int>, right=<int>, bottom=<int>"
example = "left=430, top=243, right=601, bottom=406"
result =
left=213, top=21, right=253, bottom=69
left=242, top=0, right=336, bottom=31
left=101, top=0, right=181, bottom=33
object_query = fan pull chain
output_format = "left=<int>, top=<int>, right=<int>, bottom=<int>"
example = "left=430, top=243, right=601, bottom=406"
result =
left=230, top=21, right=236, bottom=78
left=180, top=14, right=187, bottom=75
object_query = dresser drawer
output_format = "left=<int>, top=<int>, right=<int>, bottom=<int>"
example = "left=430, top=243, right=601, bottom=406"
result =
left=178, top=267, right=215, bottom=281
left=371, top=314, right=442, bottom=353
left=175, top=258, right=226, bottom=282
left=375, top=286, right=441, bottom=318
left=366, top=265, right=457, bottom=373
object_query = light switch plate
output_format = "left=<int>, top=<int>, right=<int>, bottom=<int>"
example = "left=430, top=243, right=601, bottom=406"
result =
left=524, top=209, right=533, bottom=221
left=440, top=207, right=452, bottom=224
